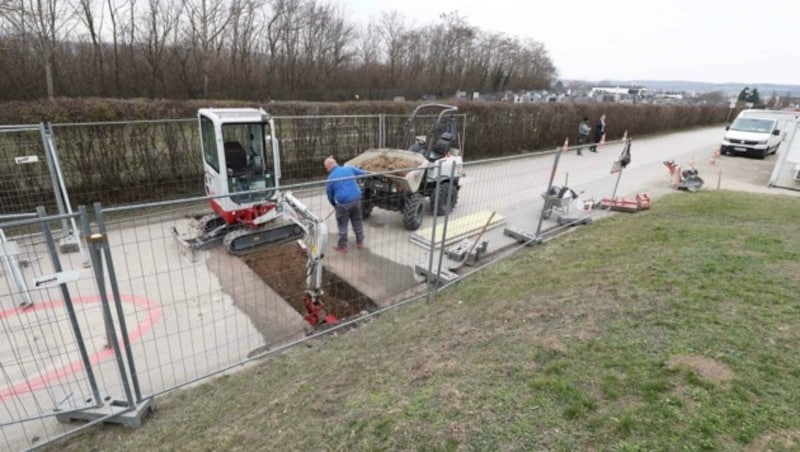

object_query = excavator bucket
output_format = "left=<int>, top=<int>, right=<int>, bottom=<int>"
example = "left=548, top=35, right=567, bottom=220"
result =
left=303, top=294, right=338, bottom=327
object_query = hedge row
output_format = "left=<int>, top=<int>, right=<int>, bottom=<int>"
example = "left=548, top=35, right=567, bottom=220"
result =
left=0, top=98, right=730, bottom=211
left=0, top=97, right=730, bottom=143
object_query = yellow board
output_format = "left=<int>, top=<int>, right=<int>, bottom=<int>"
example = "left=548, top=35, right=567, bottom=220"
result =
left=411, top=211, right=506, bottom=248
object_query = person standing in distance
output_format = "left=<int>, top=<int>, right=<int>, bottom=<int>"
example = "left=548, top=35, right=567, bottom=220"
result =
left=577, top=117, right=591, bottom=155
left=589, top=114, right=606, bottom=153
left=325, top=156, right=367, bottom=253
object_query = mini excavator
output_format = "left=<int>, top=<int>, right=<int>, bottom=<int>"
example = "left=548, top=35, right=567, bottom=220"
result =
left=172, top=108, right=336, bottom=326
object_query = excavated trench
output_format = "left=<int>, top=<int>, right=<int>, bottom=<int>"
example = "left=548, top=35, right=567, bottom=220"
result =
left=242, top=242, right=377, bottom=324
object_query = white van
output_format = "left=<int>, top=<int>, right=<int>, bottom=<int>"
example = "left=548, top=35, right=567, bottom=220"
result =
left=721, top=110, right=784, bottom=159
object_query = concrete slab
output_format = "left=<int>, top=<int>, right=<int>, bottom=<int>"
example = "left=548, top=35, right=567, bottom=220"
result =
left=321, top=243, right=421, bottom=308
left=206, top=248, right=310, bottom=346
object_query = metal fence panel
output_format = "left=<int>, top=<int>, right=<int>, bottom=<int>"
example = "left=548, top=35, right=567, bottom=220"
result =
left=50, top=119, right=202, bottom=208
left=273, top=115, right=382, bottom=183
left=0, top=125, right=59, bottom=218
left=0, top=113, right=636, bottom=450
left=0, top=210, right=128, bottom=451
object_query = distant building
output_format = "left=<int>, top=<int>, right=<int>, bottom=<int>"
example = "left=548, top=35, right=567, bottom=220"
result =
left=590, top=85, right=647, bottom=97
left=655, top=93, right=684, bottom=100
left=454, top=90, right=480, bottom=101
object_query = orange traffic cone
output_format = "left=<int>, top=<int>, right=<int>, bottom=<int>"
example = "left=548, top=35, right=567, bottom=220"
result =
left=709, top=146, right=721, bottom=165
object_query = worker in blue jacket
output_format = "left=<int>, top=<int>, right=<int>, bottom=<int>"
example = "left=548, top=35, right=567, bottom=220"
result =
left=325, top=156, right=367, bottom=253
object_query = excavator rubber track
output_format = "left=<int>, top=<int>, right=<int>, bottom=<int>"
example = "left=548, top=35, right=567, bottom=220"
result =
left=222, top=217, right=305, bottom=256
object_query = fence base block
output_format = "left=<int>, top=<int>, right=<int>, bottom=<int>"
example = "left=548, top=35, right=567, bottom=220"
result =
left=556, top=215, right=593, bottom=226
left=58, top=233, right=80, bottom=253
left=414, top=262, right=459, bottom=285
left=445, top=239, right=488, bottom=264
left=55, top=395, right=155, bottom=429
left=503, top=227, right=542, bottom=246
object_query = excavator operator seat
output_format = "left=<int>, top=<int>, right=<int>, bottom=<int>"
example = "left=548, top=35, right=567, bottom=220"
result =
left=224, top=141, right=248, bottom=176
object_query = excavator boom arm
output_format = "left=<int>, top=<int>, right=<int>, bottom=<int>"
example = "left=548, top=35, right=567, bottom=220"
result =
left=278, top=192, right=328, bottom=299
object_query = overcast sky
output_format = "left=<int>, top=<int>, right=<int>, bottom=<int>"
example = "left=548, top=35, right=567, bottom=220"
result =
left=344, top=0, right=799, bottom=86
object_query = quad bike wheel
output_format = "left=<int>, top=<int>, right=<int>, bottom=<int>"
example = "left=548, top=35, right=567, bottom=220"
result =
left=361, top=200, right=374, bottom=219
left=403, top=193, right=425, bottom=230
left=432, top=181, right=459, bottom=216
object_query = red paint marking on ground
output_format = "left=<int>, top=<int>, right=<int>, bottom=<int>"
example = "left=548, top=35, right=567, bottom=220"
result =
left=0, top=294, right=161, bottom=401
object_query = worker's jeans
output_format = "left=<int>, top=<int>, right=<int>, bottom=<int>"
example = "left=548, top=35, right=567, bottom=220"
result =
left=577, top=135, right=587, bottom=154
left=335, top=200, right=364, bottom=248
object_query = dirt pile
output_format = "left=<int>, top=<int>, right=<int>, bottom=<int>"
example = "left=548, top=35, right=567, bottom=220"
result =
left=357, top=154, right=421, bottom=175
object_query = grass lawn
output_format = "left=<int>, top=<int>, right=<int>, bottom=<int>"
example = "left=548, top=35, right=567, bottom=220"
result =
left=55, top=190, right=800, bottom=451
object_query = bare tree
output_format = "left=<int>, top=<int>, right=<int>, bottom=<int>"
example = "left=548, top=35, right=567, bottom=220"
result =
left=104, top=0, right=127, bottom=95
left=377, top=11, right=405, bottom=87
left=267, top=0, right=303, bottom=97
left=356, top=23, right=380, bottom=66
left=1, top=0, right=77, bottom=99
left=75, top=0, right=106, bottom=95
left=0, top=1, right=558, bottom=101
left=299, top=1, right=353, bottom=92
left=426, top=12, right=475, bottom=94
left=140, top=0, right=183, bottom=97
left=227, top=0, right=260, bottom=90
left=183, top=0, right=236, bottom=98
left=398, top=29, right=425, bottom=94
left=518, top=38, right=556, bottom=89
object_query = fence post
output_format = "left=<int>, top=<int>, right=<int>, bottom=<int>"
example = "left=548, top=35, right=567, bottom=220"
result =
left=0, top=228, right=33, bottom=307
left=42, top=122, right=91, bottom=267
left=78, top=205, right=136, bottom=409
left=94, top=202, right=144, bottom=403
left=379, top=114, right=385, bottom=148
left=432, top=162, right=457, bottom=300
left=535, top=146, right=563, bottom=237
left=425, top=160, right=444, bottom=301
left=38, top=122, right=70, bottom=236
left=38, top=205, right=103, bottom=407
left=608, top=138, right=632, bottom=204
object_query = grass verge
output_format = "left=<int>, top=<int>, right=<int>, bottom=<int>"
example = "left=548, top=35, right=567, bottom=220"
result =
left=55, top=191, right=800, bottom=451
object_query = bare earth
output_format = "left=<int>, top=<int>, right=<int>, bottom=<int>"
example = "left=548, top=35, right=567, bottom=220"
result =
left=242, top=242, right=376, bottom=323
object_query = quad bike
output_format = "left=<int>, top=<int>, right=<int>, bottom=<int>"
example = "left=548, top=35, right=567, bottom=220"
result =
left=346, top=103, right=464, bottom=231
left=663, top=160, right=704, bottom=192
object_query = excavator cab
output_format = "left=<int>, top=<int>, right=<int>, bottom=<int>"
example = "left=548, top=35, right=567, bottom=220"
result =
left=199, top=108, right=280, bottom=211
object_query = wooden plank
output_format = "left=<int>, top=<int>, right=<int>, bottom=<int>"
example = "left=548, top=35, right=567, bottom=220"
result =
left=411, top=211, right=506, bottom=248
